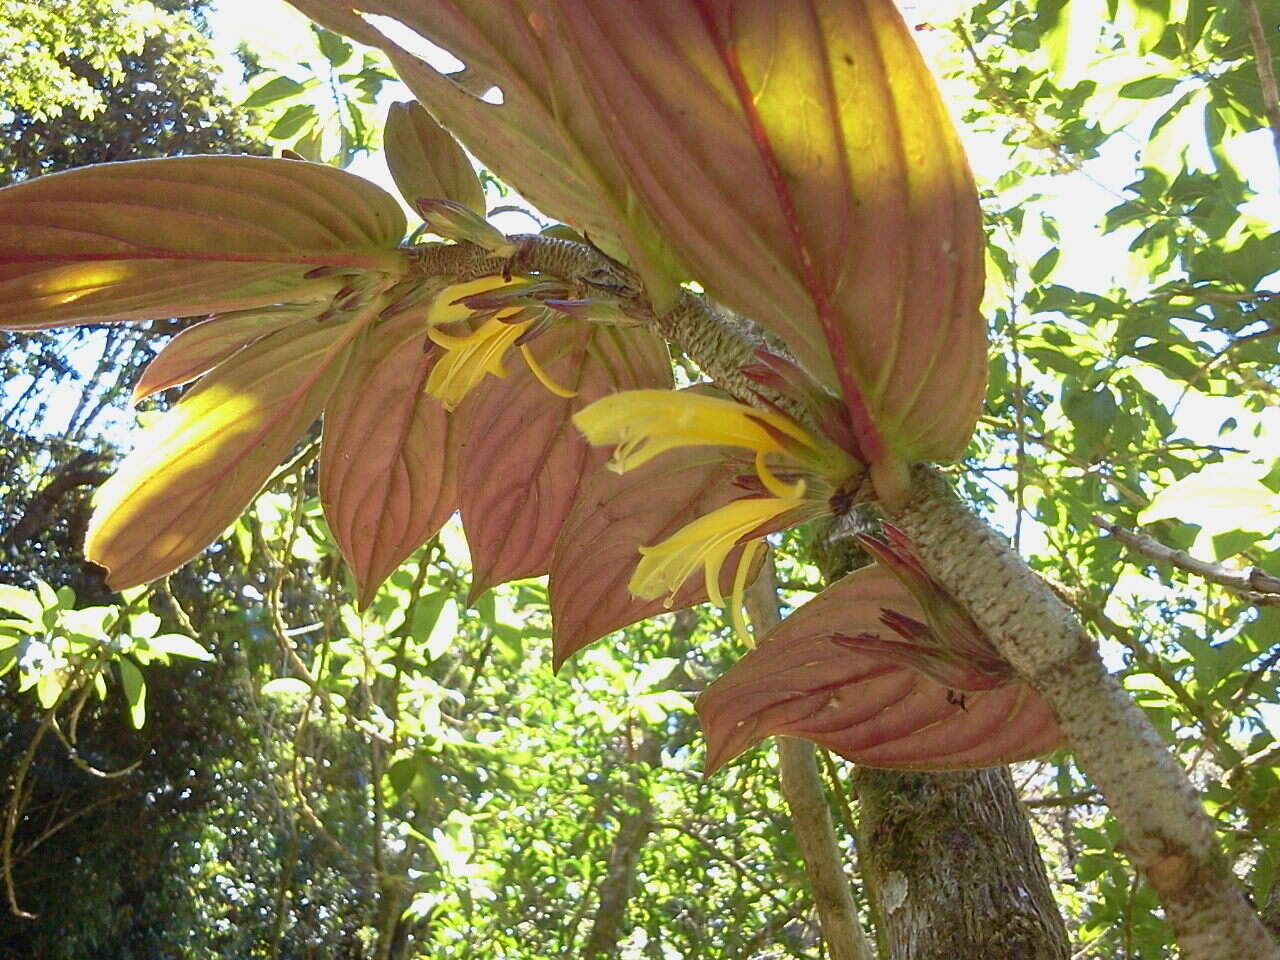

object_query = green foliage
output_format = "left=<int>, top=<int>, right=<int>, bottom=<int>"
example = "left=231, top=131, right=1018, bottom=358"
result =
left=0, top=0, right=259, bottom=182
left=236, top=21, right=397, bottom=166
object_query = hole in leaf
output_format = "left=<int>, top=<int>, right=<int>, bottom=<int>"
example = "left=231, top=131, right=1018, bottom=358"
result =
left=363, top=14, right=464, bottom=72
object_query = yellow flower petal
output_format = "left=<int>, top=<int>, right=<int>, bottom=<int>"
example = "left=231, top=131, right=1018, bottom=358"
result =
left=754, top=448, right=805, bottom=499
left=629, top=496, right=804, bottom=608
left=425, top=314, right=529, bottom=410
left=574, top=390, right=819, bottom=475
left=424, top=277, right=523, bottom=328
left=730, top=537, right=764, bottom=645
left=519, top=343, right=578, bottom=399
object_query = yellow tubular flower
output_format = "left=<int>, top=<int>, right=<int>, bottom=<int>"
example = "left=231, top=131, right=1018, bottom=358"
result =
left=574, top=390, right=835, bottom=478
left=425, top=315, right=528, bottom=411
left=630, top=496, right=807, bottom=606
left=419, top=277, right=579, bottom=410
left=425, top=314, right=578, bottom=410
left=576, top=388, right=860, bottom=643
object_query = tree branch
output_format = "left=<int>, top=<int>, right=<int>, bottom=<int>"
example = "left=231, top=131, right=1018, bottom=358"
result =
left=892, top=465, right=1278, bottom=960
left=1093, top=515, right=1280, bottom=603
left=0, top=451, right=110, bottom=550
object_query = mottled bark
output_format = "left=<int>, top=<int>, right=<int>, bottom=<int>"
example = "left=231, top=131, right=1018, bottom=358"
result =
left=854, top=766, right=1068, bottom=960
left=893, top=465, right=1278, bottom=960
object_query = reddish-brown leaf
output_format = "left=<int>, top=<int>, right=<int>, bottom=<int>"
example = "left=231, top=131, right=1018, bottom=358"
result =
left=697, top=566, right=1063, bottom=772
left=319, top=311, right=459, bottom=609
left=548, top=446, right=768, bottom=669
left=87, top=316, right=367, bottom=589
left=549, top=0, right=986, bottom=476
left=133, top=305, right=321, bottom=403
left=457, top=322, right=670, bottom=601
left=0, top=156, right=406, bottom=330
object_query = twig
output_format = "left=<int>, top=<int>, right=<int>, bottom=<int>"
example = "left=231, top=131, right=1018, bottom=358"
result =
left=1243, top=0, right=1280, bottom=170
left=817, top=749, right=858, bottom=848
left=1022, top=789, right=1105, bottom=809
left=653, top=820, right=793, bottom=915
left=1174, top=326, right=1280, bottom=415
left=1093, top=516, right=1280, bottom=602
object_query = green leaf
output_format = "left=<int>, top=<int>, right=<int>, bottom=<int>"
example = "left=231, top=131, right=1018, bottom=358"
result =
left=145, top=633, right=214, bottom=661
left=314, top=27, right=353, bottom=67
left=36, top=670, right=68, bottom=709
left=130, top=612, right=161, bottom=639
left=1041, top=0, right=1106, bottom=87
left=119, top=656, right=147, bottom=728
left=1118, top=76, right=1180, bottom=99
left=0, top=585, right=42, bottom=626
left=632, top=657, right=678, bottom=693
left=270, top=103, right=318, bottom=140
left=387, top=756, right=418, bottom=799
left=242, top=75, right=307, bottom=109
left=1116, top=0, right=1170, bottom=53
left=1030, top=248, right=1061, bottom=283
left=1140, top=461, right=1279, bottom=559
left=423, top=598, right=458, bottom=663
left=33, top=577, right=58, bottom=611
left=261, top=677, right=312, bottom=697
left=58, top=606, right=115, bottom=642
left=1061, top=384, right=1118, bottom=455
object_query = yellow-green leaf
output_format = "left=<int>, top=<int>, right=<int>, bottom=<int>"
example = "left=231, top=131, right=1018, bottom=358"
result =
left=132, top=304, right=325, bottom=403
left=118, top=656, right=147, bottom=728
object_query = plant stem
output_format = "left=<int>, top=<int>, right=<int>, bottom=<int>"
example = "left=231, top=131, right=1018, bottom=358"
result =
left=745, top=554, right=877, bottom=960
left=1242, top=0, right=1280, bottom=171
left=1093, top=515, right=1280, bottom=603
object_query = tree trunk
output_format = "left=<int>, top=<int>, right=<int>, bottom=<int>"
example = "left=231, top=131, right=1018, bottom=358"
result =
left=854, top=766, right=1068, bottom=960
left=817, top=512, right=1069, bottom=960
